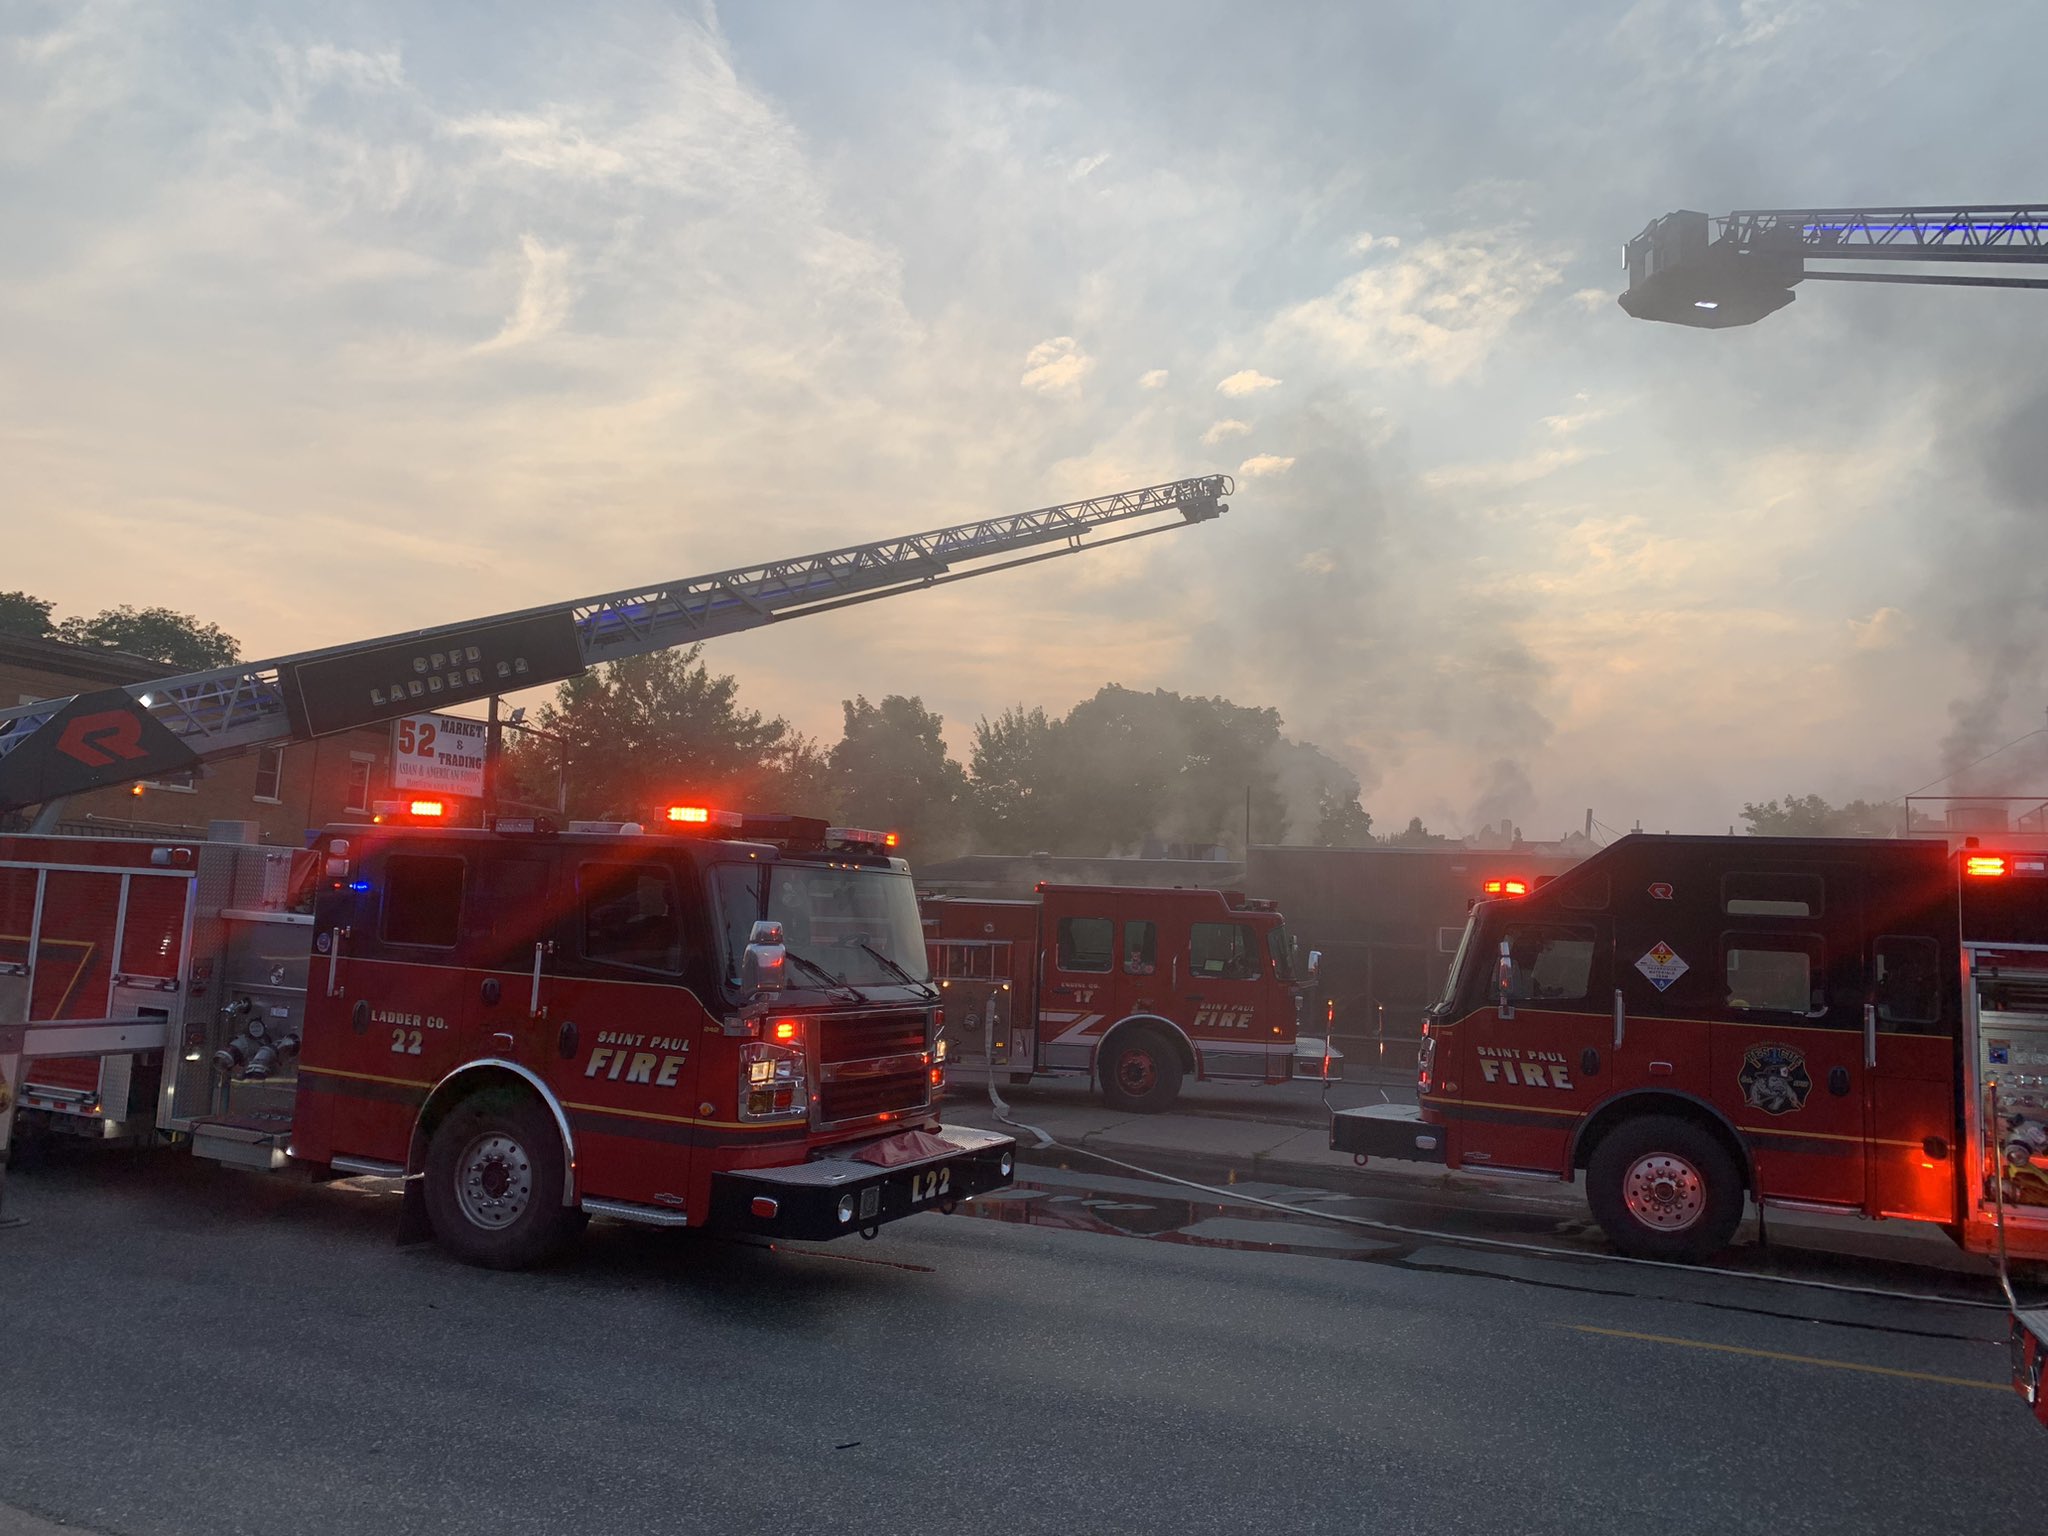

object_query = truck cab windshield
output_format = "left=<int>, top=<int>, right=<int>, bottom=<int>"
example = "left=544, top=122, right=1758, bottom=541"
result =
left=713, top=862, right=931, bottom=990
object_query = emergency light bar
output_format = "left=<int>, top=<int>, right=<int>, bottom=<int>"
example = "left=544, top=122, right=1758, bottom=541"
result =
left=1483, top=878, right=1529, bottom=897
left=1967, top=855, right=2008, bottom=878
left=371, top=798, right=448, bottom=822
left=666, top=805, right=744, bottom=830
left=825, top=826, right=898, bottom=849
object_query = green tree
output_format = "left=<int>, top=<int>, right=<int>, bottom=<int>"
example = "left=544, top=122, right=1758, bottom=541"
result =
left=830, top=694, right=969, bottom=857
left=968, top=705, right=1067, bottom=852
left=518, top=646, right=804, bottom=820
left=56, top=604, right=239, bottom=670
left=1740, top=794, right=1901, bottom=837
left=0, top=591, right=54, bottom=641
left=1268, top=738, right=1375, bottom=847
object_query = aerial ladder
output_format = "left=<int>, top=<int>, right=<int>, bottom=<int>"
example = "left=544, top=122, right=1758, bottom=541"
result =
left=0, top=475, right=1235, bottom=822
left=1618, top=204, right=2048, bottom=327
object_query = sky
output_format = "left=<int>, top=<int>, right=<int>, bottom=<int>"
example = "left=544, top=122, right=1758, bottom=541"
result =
left=5, top=0, right=2046, bottom=842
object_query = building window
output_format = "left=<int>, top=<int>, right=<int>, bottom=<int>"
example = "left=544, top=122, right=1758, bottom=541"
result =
left=253, top=745, right=284, bottom=804
left=345, top=756, right=375, bottom=814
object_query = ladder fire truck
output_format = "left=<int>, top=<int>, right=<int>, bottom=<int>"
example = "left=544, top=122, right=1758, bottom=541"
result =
left=1334, top=833, right=2048, bottom=1271
left=921, top=883, right=1321, bottom=1113
left=0, top=475, right=1235, bottom=1264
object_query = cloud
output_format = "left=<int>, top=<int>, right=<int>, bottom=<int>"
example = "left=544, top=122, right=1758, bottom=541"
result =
left=1848, top=606, right=1907, bottom=652
left=1419, top=445, right=1592, bottom=492
left=472, top=235, right=573, bottom=353
left=1071, top=151, right=1111, bottom=179
left=1352, top=232, right=1401, bottom=253
left=1217, top=369, right=1280, bottom=397
left=1021, top=335, right=1095, bottom=395
left=1570, top=287, right=1611, bottom=313
left=1238, top=453, right=1295, bottom=478
left=1202, top=418, right=1249, bottom=444
left=1281, top=228, right=1564, bottom=384
left=1137, top=368, right=1169, bottom=389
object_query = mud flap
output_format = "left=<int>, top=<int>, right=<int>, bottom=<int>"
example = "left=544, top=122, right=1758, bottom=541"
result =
left=396, top=1171, right=433, bottom=1247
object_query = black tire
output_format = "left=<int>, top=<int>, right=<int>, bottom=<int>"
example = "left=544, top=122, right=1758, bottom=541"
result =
left=1586, top=1114, right=1744, bottom=1262
left=1098, top=1027, right=1185, bottom=1114
left=422, top=1090, right=581, bottom=1270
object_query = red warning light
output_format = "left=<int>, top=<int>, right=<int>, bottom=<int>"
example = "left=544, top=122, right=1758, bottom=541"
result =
left=1482, top=878, right=1530, bottom=898
left=408, top=800, right=446, bottom=818
left=885, top=832, right=901, bottom=849
left=668, top=805, right=711, bottom=824
left=1967, top=855, right=2008, bottom=878
left=772, top=1019, right=800, bottom=1042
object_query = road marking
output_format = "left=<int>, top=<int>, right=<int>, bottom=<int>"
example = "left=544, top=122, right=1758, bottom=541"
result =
left=1570, top=1324, right=2006, bottom=1391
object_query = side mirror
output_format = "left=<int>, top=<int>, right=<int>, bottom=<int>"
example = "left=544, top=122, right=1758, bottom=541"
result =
left=745, top=919, right=787, bottom=993
left=1496, top=939, right=1516, bottom=1020
left=1306, top=949, right=1323, bottom=984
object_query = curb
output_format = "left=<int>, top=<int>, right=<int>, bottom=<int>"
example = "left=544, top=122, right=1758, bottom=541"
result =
left=1009, top=1130, right=1589, bottom=1215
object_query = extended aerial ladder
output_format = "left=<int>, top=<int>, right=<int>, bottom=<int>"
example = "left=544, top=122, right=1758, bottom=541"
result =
left=0, top=475, right=1235, bottom=820
left=1618, top=204, right=2048, bottom=327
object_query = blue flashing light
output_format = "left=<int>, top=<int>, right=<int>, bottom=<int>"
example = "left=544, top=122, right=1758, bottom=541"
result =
left=348, top=880, right=373, bottom=892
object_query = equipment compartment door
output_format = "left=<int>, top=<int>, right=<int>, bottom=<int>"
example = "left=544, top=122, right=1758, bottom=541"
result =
left=1969, top=952, right=2048, bottom=1230
left=1863, top=931, right=1957, bottom=1223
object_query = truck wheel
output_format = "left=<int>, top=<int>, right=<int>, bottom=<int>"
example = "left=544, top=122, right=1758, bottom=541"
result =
left=1099, top=1028, right=1184, bottom=1114
left=423, top=1090, right=580, bottom=1270
left=1586, top=1115, right=1743, bottom=1262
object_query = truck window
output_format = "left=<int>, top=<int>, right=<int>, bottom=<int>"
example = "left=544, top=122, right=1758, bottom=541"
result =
left=380, top=855, right=464, bottom=948
left=1057, top=916, right=1113, bottom=973
left=467, top=858, right=554, bottom=971
left=1190, top=922, right=1260, bottom=981
left=1723, top=934, right=1824, bottom=1016
left=580, top=863, right=682, bottom=974
left=1502, top=924, right=1594, bottom=1004
left=1723, top=871, right=1823, bottom=918
left=1123, top=920, right=1158, bottom=975
left=1266, top=923, right=1295, bottom=983
left=1875, top=935, right=1941, bottom=1030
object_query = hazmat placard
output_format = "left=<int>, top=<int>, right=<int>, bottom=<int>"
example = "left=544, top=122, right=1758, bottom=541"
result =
left=1635, top=941, right=1689, bottom=992
left=391, top=713, right=488, bottom=798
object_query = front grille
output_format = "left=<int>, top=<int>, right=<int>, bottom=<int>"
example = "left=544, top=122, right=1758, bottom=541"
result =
left=817, top=1008, right=929, bottom=1122
left=820, top=1009, right=926, bottom=1064
left=820, top=1070, right=931, bottom=1123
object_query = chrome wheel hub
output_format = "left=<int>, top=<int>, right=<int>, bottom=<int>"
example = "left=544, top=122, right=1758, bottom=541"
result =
left=1622, top=1151, right=1705, bottom=1232
left=456, top=1131, right=533, bottom=1231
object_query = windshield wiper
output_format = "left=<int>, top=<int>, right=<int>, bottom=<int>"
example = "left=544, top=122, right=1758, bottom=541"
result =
left=785, top=949, right=867, bottom=1001
left=855, top=939, right=937, bottom=998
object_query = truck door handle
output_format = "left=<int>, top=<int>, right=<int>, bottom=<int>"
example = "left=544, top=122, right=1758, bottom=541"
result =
left=1828, top=1066, right=1851, bottom=1097
left=1580, top=1048, right=1601, bottom=1077
left=1863, top=1002, right=1877, bottom=1069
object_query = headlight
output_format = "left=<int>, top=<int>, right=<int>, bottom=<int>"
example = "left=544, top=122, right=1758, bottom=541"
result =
left=837, top=1193, right=856, bottom=1224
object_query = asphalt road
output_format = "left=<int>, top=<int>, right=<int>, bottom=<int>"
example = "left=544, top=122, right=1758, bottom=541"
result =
left=0, top=1147, right=2035, bottom=1536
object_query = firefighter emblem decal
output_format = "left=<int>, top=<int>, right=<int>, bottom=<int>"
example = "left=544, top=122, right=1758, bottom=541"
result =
left=1738, top=1043, right=1811, bottom=1116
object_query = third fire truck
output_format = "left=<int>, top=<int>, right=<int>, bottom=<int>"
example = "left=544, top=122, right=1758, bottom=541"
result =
left=922, top=883, right=1318, bottom=1113
left=1335, top=832, right=2048, bottom=1264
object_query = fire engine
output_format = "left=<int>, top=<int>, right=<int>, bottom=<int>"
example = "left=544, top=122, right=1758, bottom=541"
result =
left=921, top=884, right=1317, bottom=1112
left=1333, top=833, right=2048, bottom=1264
left=0, top=807, right=1013, bottom=1266
left=0, top=476, right=1247, bottom=1257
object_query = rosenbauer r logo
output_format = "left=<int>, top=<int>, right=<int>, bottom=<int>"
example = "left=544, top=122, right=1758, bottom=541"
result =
left=55, top=709, right=149, bottom=768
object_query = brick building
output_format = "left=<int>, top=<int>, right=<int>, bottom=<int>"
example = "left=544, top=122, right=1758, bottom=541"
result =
left=1, top=633, right=399, bottom=844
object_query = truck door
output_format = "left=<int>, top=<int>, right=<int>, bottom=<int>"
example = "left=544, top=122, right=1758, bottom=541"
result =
left=1453, top=916, right=1611, bottom=1174
left=1863, top=930, right=1956, bottom=1222
left=348, top=848, right=474, bottom=1152
left=461, top=851, right=563, bottom=1067
left=1040, top=895, right=1114, bottom=1072
left=544, top=857, right=705, bottom=1210
left=1184, top=914, right=1271, bottom=1078
left=1708, top=866, right=1867, bottom=1210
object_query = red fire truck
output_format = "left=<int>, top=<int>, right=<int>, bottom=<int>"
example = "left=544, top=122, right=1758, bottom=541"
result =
left=0, top=810, right=1014, bottom=1267
left=921, top=884, right=1318, bottom=1113
left=1333, top=832, right=2048, bottom=1264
